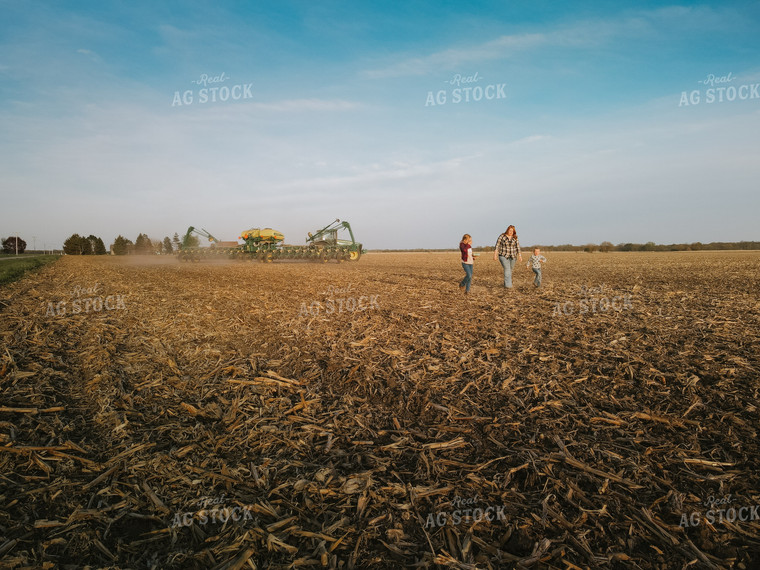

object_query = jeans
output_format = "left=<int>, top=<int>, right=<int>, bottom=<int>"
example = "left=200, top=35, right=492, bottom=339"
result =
left=532, top=267, right=542, bottom=287
left=498, top=256, right=516, bottom=288
left=460, top=262, right=473, bottom=292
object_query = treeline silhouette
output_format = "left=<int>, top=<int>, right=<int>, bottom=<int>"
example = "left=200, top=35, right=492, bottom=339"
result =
left=527, top=241, right=760, bottom=252
left=373, top=241, right=760, bottom=252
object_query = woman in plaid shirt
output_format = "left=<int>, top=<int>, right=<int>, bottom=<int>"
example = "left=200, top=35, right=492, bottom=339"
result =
left=492, top=225, right=523, bottom=288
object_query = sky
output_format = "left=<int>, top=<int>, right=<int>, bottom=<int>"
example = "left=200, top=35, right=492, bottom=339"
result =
left=1, top=0, right=759, bottom=250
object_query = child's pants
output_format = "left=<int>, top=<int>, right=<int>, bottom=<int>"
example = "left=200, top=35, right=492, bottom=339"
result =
left=460, top=263, right=473, bottom=292
left=532, top=267, right=542, bottom=287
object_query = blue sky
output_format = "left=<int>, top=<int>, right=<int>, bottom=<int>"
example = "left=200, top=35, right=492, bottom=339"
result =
left=1, top=1, right=759, bottom=249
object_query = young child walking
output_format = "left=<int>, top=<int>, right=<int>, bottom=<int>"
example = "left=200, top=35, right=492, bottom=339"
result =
left=459, top=234, right=474, bottom=294
left=527, top=247, right=547, bottom=288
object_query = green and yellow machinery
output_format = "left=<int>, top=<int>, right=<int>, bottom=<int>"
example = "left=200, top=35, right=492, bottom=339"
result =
left=177, top=219, right=363, bottom=262
left=306, top=219, right=363, bottom=261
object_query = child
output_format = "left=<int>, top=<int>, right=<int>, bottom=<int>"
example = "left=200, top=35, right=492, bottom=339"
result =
left=527, top=247, right=547, bottom=287
left=459, top=234, right=474, bottom=294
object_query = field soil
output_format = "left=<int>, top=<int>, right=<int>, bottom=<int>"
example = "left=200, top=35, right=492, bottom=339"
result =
left=1, top=251, right=759, bottom=569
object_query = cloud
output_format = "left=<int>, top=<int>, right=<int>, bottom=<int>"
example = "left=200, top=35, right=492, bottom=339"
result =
left=361, top=6, right=739, bottom=79
left=76, top=48, right=102, bottom=63
left=362, top=33, right=550, bottom=79
left=271, top=155, right=471, bottom=194
left=251, top=98, right=363, bottom=112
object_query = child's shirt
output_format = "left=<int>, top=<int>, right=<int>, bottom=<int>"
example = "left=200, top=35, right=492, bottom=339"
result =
left=528, top=254, right=546, bottom=269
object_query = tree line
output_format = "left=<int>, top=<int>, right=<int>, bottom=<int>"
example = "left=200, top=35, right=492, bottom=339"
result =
left=110, top=233, right=198, bottom=255
left=11, top=233, right=760, bottom=256
left=379, top=241, right=760, bottom=253
left=61, top=234, right=108, bottom=255
left=58, top=233, right=199, bottom=255
left=521, top=241, right=760, bottom=253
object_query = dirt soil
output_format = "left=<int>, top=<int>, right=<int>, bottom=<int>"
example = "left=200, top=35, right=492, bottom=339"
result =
left=1, top=251, right=759, bottom=569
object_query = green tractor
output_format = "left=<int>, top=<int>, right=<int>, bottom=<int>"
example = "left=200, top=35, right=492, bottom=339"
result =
left=306, top=219, right=363, bottom=261
left=176, top=220, right=363, bottom=263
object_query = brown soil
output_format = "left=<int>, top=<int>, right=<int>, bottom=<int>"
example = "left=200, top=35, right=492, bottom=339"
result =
left=1, top=251, right=759, bottom=568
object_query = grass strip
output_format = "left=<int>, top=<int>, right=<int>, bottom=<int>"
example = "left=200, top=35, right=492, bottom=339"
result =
left=0, top=255, right=61, bottom=286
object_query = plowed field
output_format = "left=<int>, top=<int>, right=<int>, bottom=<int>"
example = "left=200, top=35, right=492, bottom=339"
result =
left=1, top=251, right=759, bottom=568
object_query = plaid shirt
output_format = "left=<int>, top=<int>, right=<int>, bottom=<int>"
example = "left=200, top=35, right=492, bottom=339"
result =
left=528, top=254, right=546, bottom=269
left=495, top=234, right=521, bottom=258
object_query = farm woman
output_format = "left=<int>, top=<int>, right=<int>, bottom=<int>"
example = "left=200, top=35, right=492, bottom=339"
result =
left=459, top=234, right=474, bottom=294
left=493, top=225, right=522, bottom=288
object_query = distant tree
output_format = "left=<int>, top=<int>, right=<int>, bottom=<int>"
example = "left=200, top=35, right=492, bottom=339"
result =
left=599, top=241, right=613, bottom=253
left=63, top=234, right=90, bottom=255
left=583, top=243, right=597, bottom=253
left=642, top=241, right=657, bottom=251
left=85, top=235, right=96, bottom=255
left=172, top=233, right=181, bottom=251
left=112, top=235, right=131, bottom=255
left=86, top=234, right=107, bottom=255
left=163, top=237, right=173, bottom=254
left=94, top=236, right=107, bottom=255
left=2, top=236, right=27, bottom=254
left=134, top=233, right=152, bottom=255
left=134, top=233, right=144, bottom=253
left=81, top=236, right=93, bottom=255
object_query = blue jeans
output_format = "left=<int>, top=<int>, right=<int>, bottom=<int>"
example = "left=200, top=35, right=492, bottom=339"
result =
left=499, top=256, right=516, bottom=287
left=532, top=267, right=542, bottom=287
left=460, top=262, right=473, bottom=292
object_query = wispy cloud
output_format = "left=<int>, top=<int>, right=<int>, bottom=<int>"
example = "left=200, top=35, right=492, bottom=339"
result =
left=251, top=98, right=363, bottom=112
left=362, top=33, right=549, bottom=79
left=76, top=48, right=102, bottom=63
left=271, top=155, right=471, bottom=194
left=361, top=6, right=739, bottom=79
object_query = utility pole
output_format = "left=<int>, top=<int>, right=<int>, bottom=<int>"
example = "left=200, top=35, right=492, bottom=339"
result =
left=32, top=235, right=37, bottom=252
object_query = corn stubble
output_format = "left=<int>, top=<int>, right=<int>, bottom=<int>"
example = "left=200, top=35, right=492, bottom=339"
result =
left=1, top=252, right=759, bottom=568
